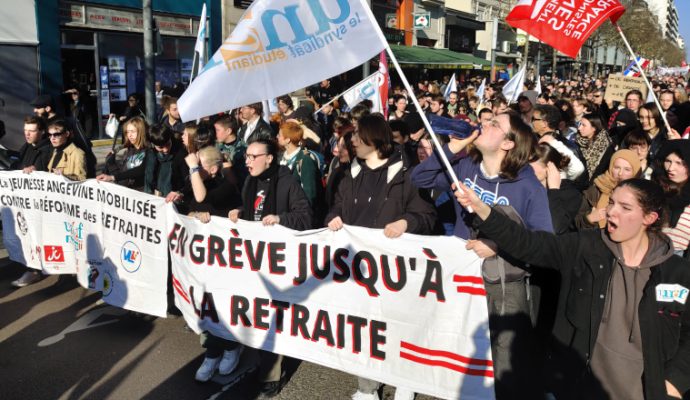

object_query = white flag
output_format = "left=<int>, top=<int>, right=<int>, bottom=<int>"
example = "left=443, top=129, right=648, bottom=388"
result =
left=443, top=73, right=457, bottom=100
left=475, top=78, right=486, bottom=102
left=502, top=66, right=526, bottom=104
left=342, top=71, right=383, bottom=113
left=179, top=0, right=388, bottom=122
left=194, top=4, right=208, bottom=71
left=534, top=74, right=542, bottom=95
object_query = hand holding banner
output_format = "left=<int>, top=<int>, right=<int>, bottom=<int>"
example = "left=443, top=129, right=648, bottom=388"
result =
left=506, top=0, right=626, bottom=58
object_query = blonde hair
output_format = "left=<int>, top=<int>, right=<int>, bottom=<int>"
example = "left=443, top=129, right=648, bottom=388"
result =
left=124, top=117, right=148, bottom=149
left=183, top=124, right=199, bottom=153
left=199, top=146, right=222, bottom=168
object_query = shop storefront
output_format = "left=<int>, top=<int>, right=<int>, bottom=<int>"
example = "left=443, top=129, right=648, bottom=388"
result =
left=57, top=1, right=208, bottom=138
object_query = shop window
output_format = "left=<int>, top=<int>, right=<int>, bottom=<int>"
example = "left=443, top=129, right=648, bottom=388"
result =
left=62, top=30, right=94, bottom=46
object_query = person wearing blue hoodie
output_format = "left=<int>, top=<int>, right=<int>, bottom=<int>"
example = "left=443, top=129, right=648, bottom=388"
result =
left=411, top=111, right=553, bottom=400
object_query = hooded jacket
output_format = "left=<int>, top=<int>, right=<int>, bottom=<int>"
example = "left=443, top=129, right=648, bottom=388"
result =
left=411, top=144, right=553, bottom=239
left=326, top=150, right=436, bottom=234
left=477, top=211, right=690, bottom=400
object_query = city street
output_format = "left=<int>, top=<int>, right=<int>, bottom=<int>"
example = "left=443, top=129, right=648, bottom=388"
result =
left=0, top=146, right=440, bottom=400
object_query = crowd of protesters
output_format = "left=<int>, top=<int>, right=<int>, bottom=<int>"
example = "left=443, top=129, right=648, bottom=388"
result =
left=6, top=71, right=690, bottom=400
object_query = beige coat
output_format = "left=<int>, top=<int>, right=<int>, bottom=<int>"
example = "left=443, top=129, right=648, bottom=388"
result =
left=47, top=143, right=86, bottom=181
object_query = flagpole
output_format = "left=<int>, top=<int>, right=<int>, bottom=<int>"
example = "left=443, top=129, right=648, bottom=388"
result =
left=614, top=23, right=672, bottom=133
left=355, top=1, right=472, bottom=209
left=356, top=0, right=471, bottom=210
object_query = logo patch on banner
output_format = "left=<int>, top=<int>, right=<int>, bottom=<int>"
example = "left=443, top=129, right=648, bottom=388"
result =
left=64, top=221, right=84, bottom=251
left=44, top=245, right=65, bottom=263
left=656, top=284, right=689, bottom=304
left=16, top=211, right=28, bottom=236
left=120, top=241, right=142, bottom=273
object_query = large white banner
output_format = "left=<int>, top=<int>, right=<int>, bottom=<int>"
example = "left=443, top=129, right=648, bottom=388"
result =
left=0, top=171, right=168, bottom=317
left=178, top=0, right=387, bottom=121
left=167, top=209, right=495, bottom=400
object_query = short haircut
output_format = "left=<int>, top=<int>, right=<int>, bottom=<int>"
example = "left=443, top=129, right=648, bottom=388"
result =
left=250, top=138, right=279, bottom=160
left=388, top=119, right=410, bottom=138
left=431, top=95, right=446, bottom=107
left=534, top=104, right=562, bottom=130
left=622, top=129, right=651, bottom=148
left=350, top=104, right=371, bottom=122
left=214, top=114, right=239, bottom=133
left=478, top=108, right=493, bottom=120
left=276, top=95, right=293, bottom=110
left=47, top=119, right=70, bottom=134
left=148, top=123, right=173, bottom=146
left=194, top=122, right=215, bottom=149
left=198, top=146, right=222, bottom=168
left=24, top=115, right=45, bottom=131
left=625, top=89, right=643, bottom=101
left=356, top=114, right=394, bottom=159
left=245, top=102, right=263, bottom=115
left=165, top=96, right=178, bottom=110
left=279, top=121, right=303, bottom=144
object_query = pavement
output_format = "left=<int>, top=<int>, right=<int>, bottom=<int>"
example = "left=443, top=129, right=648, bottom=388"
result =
left=0, top=146, right=442, bottom=400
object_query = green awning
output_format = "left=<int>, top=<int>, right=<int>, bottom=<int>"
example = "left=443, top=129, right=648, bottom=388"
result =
left=389, top=45, right=504, bottom=70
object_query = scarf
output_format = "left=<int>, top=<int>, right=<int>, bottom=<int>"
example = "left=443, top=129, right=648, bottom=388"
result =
left=144, top=150, right=174, bottom=195
left=594, top=149, right=641, bottom=228
left=48, top=141, right=70, bottom=172
left=242, top=163, right=279, bottom=220
left=576, top=130, right=612, bottom=179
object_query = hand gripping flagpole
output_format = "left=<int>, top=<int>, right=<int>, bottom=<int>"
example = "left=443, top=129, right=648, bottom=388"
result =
left=357, top=0, right=473, bottom=212
left=614, top=23, right=672, bottom=134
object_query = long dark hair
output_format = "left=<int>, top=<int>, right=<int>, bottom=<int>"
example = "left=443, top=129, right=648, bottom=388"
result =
left=532, top=143, right=570, bottom=171
left=469, top=111, right=535, bottom=180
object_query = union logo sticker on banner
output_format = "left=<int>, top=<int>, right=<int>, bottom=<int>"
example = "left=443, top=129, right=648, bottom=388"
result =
left=0, top=171, right=169, bottom=317
left=506, top=0, right=626, bottom=58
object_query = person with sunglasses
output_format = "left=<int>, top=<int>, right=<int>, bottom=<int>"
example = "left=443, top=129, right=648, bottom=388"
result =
left=41, top=119, right=86, bottom=181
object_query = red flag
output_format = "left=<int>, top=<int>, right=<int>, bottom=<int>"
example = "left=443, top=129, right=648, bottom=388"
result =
left=378, top=51, right=390, bottom=119
left=506, top=0, right=626, bottom=58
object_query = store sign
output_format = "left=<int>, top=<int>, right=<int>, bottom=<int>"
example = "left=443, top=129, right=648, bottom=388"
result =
left=386, top=13, right=398, bottom=29
left=413, top=13, right=431, bottom=29
left=383, top=27, right=404, bottom=44
left=59, top=2, right=198, bottom=37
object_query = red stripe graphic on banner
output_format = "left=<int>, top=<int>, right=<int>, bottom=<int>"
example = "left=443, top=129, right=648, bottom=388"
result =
left=173, top=284, right=190, bottom=304
left=399, top=352, right=494, bottom=378
left=171, top=275, right=190, bottom=303
left=456, top=287, right=487, bottom=296
left=452, top=275, right=484, bottom=284
left=400, top=341, right=493, bottom=367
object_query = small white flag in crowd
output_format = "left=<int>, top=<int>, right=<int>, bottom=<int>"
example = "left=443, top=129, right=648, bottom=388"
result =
left=502, top=66, right=526, bottom=104
left=179, top=0, right=387, bottom=122
left=476, top=78, right=486, bottom=101
left=342, top=71, right=384, bottom=113
left=194, top=4, right=208, bottom=72
left=444, top=73, right=457, bottom=100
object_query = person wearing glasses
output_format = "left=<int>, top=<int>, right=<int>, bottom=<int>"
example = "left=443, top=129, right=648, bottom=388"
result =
left=412, top=112, right=552, bottom=399
left=531, top=105, right=585, bottom=183
left=41, top=119, right=86, bottom=181
left=227, top=138, right=311, bottom=397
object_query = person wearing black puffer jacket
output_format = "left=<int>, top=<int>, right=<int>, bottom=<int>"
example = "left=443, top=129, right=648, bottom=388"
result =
left=326, top=114, right=436, bottom=400
left=456, top=178, right=690, bottom=400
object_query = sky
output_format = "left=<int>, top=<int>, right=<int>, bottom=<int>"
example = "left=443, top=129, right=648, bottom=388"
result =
left=676, top=0, right=690, bottom=60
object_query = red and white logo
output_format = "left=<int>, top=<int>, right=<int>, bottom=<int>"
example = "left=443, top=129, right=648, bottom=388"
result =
left=44, top=246, right=65, bottom=263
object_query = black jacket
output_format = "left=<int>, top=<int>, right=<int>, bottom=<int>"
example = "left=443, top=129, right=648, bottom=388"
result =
left=240, top=166, right=312, bottom=230
left=239, top=118, right=274, bottom=144
left=15, top=139, right=50, bottom=170
left=326, top=154, right=436, bottom=234
left=477, top=210, right=690, bottom=399
left=547, top=179, right=582, bottom=234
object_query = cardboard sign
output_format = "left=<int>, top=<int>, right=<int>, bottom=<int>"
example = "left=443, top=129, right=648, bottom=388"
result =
left=604, top=74, right=648, bottom=103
